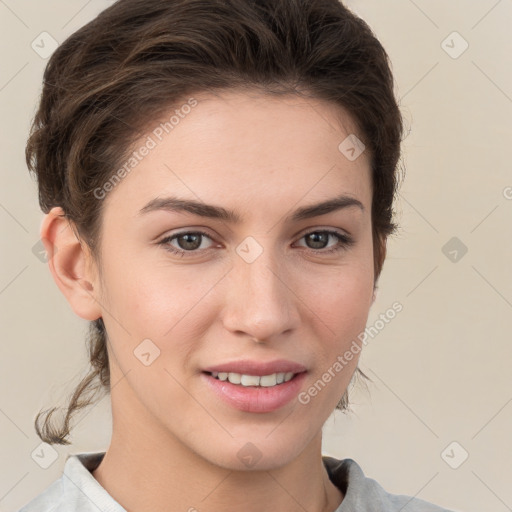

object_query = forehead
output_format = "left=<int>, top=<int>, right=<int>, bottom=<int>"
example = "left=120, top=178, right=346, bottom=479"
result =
left=103, top=89, right=372, bottom=222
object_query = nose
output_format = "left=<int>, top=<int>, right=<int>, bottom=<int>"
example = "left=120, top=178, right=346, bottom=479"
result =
left=221, top=242, right=300, bottom=342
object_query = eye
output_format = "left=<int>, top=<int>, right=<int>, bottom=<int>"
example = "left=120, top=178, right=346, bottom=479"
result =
left=295, top=230, right=354, bottom=254
left=158, top=230, right=215, bottom=257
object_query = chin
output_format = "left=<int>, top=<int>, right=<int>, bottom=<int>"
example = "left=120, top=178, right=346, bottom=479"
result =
left=196, top=429, right=312, bottom=472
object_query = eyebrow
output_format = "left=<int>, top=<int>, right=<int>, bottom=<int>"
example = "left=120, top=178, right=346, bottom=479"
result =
left=138, top=194, right=364, bottom=223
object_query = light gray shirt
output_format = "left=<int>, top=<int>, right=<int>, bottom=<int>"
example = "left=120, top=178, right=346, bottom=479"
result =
left=18, top=451, right=457, bottom=511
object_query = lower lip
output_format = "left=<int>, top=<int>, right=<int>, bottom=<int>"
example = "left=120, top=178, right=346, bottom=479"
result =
left=201, top=371, right=307, bottom=413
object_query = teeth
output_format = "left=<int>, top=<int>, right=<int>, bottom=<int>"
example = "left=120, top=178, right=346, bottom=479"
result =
left=259, top=374, right=277, bottom=386
left=241, top=374, right=260, bottom=386
left=209, top=371, right=296, bottom=387
left=227, top=372, right=241, bottom=384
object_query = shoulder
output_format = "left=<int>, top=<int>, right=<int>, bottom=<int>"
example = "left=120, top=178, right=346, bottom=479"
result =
left=322, top=455, right=458, bottom=512
left=17, top=452, right=125, bottom=512
left=17, top=476, right=64, bottom=512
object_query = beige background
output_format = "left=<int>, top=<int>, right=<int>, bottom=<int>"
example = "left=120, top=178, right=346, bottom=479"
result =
left=1, top=1, right=511, bottom=511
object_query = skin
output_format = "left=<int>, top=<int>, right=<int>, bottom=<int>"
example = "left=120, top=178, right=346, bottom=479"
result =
left=42, top=89, right=382, bottom=512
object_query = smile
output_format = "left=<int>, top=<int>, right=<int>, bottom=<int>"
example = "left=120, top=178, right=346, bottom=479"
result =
left=209, top=371, right=297, bottom=387
left=202, top=371, right=307, bottom=413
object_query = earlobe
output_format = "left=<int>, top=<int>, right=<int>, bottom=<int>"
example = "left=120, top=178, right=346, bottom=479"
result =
left=40, top=206, right=102, bottom=321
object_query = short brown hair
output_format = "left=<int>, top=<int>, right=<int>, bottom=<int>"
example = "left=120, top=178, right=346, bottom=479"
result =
left=27, top=0, right=404, bottom=445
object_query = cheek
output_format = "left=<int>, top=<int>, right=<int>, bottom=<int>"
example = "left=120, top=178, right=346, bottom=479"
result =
left=296, top=257, right=374, bottom=376
left=101, top=260, right=227, bottom=377
left=101, top=243, right=213, bottom=320
left=302, top=257, right=374, bottom=330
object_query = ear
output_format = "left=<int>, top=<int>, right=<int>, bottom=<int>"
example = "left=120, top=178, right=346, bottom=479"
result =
left=40, top=206, right=103, bottom=321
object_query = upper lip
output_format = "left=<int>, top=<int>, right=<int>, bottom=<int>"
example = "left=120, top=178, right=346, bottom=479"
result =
left=202, top=359, right=307, bottom=376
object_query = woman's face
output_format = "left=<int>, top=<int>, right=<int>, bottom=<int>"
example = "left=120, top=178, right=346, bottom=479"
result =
left=93, top=89, right=375, bottom=470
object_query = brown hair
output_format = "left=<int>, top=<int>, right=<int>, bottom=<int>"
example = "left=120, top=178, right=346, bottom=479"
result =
left=27, top=0, right=404, bottom=445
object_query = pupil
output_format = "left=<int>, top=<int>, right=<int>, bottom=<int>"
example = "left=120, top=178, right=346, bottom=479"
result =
left=307, top=232, right=328, bottom=249
left=179, top=233, right=201, bottom=250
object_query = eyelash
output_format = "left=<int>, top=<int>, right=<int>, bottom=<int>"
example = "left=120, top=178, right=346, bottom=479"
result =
left=157, top=229, right=354, bottom=257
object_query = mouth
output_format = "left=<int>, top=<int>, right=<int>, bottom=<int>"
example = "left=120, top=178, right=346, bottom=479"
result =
left=201, top=370, right=308, bottom=413
left=205, top=370, right=300, bottom=388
